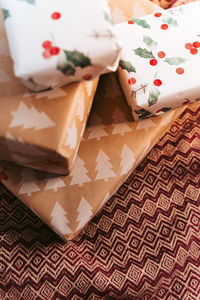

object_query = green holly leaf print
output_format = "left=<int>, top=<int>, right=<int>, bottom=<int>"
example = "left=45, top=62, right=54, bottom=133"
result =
left=148, top=87, right=160, bottom=106
left=2, top=9, right=10, bottom=20
left=133, top=48, right=155, bottom=59
left=64, top=50, right=91, bottom=68
left=134, top=19, right=150, bottom=29
left=104, top=12, right=114, bottom=25
left=143, top=36, right=157, bottom=49
left=163, top=17, right=178, bottom=27
left=164, top=57, right=187, bottom=65
left=162, top=107, right=172, bottom=112
left=57, top=63, right=75, bottom=76
left=134, top=108, right=154, bottom=119
left=19, top=0, right=36, bottom=4
left=119, top=60, right=136, bottom=73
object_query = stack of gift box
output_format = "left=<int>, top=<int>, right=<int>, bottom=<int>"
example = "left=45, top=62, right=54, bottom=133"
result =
left=0, top=0, right=199, bottom=240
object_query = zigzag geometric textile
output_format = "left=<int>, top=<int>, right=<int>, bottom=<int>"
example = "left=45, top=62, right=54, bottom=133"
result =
left=0, top=102, right=200, bottom=299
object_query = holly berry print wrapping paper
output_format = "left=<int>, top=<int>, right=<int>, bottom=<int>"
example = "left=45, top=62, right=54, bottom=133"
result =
left=0, top=0, right=121, bottom=91
left=117, top=2, right=200, bottom=120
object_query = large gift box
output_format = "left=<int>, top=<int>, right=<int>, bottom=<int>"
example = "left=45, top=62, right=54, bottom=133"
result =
left=0, top=8, right=99, bottom=174
left=0, top=77, right=186, bottom=240
left=1, top=0, right=121, bottom=90
left=117, top=2, right=200, bottom=120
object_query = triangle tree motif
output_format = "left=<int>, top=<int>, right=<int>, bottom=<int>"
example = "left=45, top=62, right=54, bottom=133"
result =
left=112, top=108, right=132, bottom=136
left=70, top=155, right=91, bottom=186
left=10, top=102, right=55, bottom=130
left=65, top=121, right=77, bottom=149
left=88, top=113, right=108, bottom=140
left=51, top=202, right=72, bottom=236
left=95, top=149, right=116, bottom=182
left=120, top=144, right=135, bottom=175
left=18, top=168, right=40, bottom=196
left=76, top=197, right=93, bottom=231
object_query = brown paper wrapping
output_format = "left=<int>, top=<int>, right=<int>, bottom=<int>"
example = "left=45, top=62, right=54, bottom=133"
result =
left=0, top=8, right=98, bottom=174
left=0, top=73, right=186, bottom=240
left=0, top=0, right=187, bottom=240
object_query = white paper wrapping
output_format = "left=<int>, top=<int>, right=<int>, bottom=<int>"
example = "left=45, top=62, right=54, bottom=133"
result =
left=117, top=2, right=200, bottom=120
left=0, top=0, right=122, bottom=91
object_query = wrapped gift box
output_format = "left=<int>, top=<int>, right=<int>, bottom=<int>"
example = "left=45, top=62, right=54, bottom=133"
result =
left=0, top=8, right=99, bottom=175
left=0, top=0, right=122, bottom=90
left=0, top=73, right=186, bottom=241
left=117, top=2, right=200, bottom=120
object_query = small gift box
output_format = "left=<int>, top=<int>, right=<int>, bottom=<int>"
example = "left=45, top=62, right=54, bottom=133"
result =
left=0, top=8, right=98, bottom=174
left=117, top=2, right=200, bottom=120
left=0, top=0, right=121, bottom=90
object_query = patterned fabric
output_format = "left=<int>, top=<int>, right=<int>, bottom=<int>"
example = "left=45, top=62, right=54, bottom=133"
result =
left=1, top=102, right=199, bottom=299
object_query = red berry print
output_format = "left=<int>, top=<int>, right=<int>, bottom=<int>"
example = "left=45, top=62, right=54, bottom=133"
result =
left=161, top=24, right=168, bottom=30
left=156, top=109, right=162, bottom=113
left=128, top=77, right=136, bottom=85
left=154, top=12, right=162, bottom=17
left=150, top=59, right=158, bottom=66
left=42, top=41, right=52, bottom=49
left=190, top=48, right=198, bottom=55
left=51, top=12, right=61, bottom=20
left=50, top=47, right=60, bottom=55
left=157, top=51, right=165, bottom=58
left=82, top=74, right=92, bottom=80
left=193, top=41, right=200, bottom=48
left=185, top=43, right=192, bottom=50
left=176, top=67, right=184, bottom=75
left=154, top=79, right=162, bottom=86
left=42, top=50, right=51, bottom=59
left=128, top=20, right=134, bottom=24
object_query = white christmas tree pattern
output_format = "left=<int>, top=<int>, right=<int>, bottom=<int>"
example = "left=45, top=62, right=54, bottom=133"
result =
left=98, top=192, right=110, bottom=211
left=104, top=74, right=122, bottom=99
left=88, top=113, right=108, bottom=141
left=120, top=144, right=135, bottom=175
left=95, top=149, right=116, bottom=182
left=137, top=140, right=151, bottom=165
left=0, top=68, right=11, bottom=83
left=84, top=81, right=93, bottom=97
left=50, top=202, right=72, bottom=236
left=136, top=118, right=156, bottom=131
left=76, top=197, right=93, bottom=231
left=112, top=6, right=126, bottom=23
left=65, top=121, right=77, bottom=149
left=76, top=95, right=85, bottom=122
left=44, top=174, right=66, bottom=192
left=70, top=155, right=91, bottom=186
left=112, top=108, right=132, bottom=136
left=18, top=168, right=40, bottom=196
left=10, top=102, right=55, bottom=130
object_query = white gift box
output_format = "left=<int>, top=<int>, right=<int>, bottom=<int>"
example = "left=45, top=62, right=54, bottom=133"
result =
left=1, top=0, right=122, bottom=91
left=117, top=2, right=200, bottom=120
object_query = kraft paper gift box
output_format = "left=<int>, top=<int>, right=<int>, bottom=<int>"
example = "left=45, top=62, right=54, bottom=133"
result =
left=117, top=2, right=200, bottom=121
left=0, top=72, right=186, bottom=241
left=0, top=8, right=99, bottom=175
left=0, top=0, right=122, bottom=91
